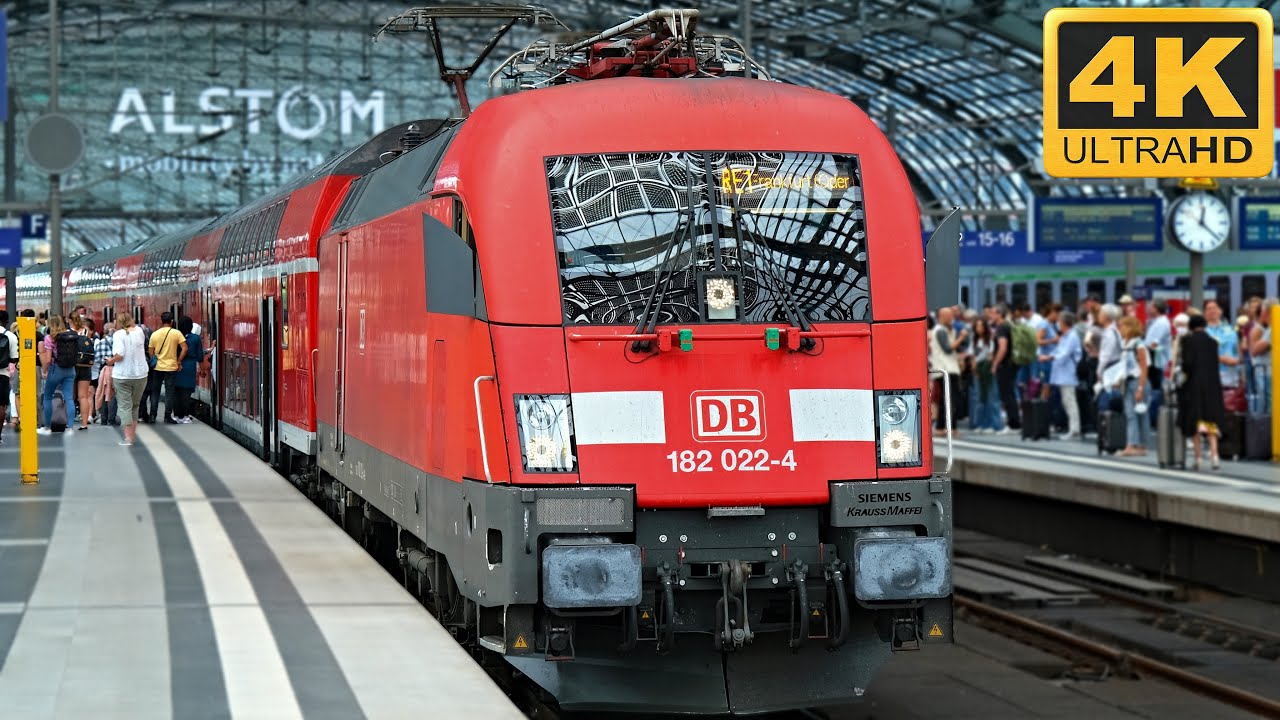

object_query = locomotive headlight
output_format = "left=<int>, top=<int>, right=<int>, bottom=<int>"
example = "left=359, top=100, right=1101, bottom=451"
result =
left=875, top=391, right=921, bottom=467
left=514, top=394, right=576, bottom=473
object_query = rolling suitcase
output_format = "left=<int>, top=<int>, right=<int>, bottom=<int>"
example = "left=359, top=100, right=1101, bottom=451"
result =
left=1077, top=387, right=1097, bottom=435
left=1097, top=410, right=1126, bottom=454
left=1217, top=413, right=1245, bottom=461
left=1243, top=414, right=1272, bottom=460
left=1156, top=405, right=1184, bottom=469
left=1021, top=398, right=1050, bottom=440
left=50, top=391, right=68, bottom=433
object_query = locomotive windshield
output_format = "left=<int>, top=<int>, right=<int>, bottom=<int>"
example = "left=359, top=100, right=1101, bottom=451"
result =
left=547, top=151, right=870, bottom=325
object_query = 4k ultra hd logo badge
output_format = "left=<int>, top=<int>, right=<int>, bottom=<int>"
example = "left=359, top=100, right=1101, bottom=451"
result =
left=1044, top=8, right=1273, bottom=178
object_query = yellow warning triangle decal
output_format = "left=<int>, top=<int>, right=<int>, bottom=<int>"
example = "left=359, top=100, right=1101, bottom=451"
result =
left=513, top=634, right=529, bottom=649
left=811, top=608, right=822, bottom=616
left=641, top=610, right=651, bottom=620
left=928, top=623, right=944, bottom=637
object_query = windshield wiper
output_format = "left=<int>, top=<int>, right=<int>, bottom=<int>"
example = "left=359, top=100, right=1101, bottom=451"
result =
left=631, top=159, right=700, bottom=352
left=729, top=193, right=815, bottom=346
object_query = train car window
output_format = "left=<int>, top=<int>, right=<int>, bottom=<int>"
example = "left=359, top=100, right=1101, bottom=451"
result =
left=219, top=224, right=236, bottom=274
left=423, top=197, right=486, bottom=319
left=237, top=216, right=253, bottom=268
left=1207, top=275, right=1231, bottom=308
left=1086, top=279, right=1106, bottom=302
left=1060, top=281, right=1079, bottom=309
left=960, top=285, right=970, bottom=308
left=995, top=283, right=1007, bottom=304
left=1114, top=279, right=1127, bottom=299
left=547, top=151, right=870, bottom=324
left=1010, top=282, right=1027, bottom=306
left=264, top=202, right=286, bottom=265
left=1034, top=281, right=1052, bottom=309
left=1242, top=274, right=1267, bottom=303
left=331, top=126, right=459, bottom=233
left=249, top=211, right=267, bottom=267
left=280, top=274, right=290, bottom=349
left=332, top=177, right=368, bottom=229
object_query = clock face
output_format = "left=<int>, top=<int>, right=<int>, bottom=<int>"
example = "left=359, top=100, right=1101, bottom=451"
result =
left=1171, top=192, right=1230, bottom=253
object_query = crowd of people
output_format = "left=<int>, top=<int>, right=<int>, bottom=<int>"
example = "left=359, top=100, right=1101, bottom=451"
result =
left=929, top=292, right=1276, bottom=470
left=3, top=307, right=209, bottom=446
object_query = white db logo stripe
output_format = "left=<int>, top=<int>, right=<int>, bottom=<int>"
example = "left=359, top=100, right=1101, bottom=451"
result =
left=790, top=389, right=875, bottom=442
left=571, top=391, right=666, bottom=445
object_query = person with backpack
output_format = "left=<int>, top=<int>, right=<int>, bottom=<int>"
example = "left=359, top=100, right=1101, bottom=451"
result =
left=38, top=315, right=78, bottom=435
left=988, top=304, right=1021, bottom=432
left=147, top=312, right=187, bottom=425
left=0, top=311, right=17, bottom=444
left=69, top=314, right=96, bottom=431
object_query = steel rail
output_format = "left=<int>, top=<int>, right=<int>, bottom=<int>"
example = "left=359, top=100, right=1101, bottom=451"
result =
left=954, top=548, right=1280, bottom=651
left=955, top=596, right=1280, bottom=719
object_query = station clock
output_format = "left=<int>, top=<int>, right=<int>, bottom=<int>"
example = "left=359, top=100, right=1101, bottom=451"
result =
left=1167, top=191, right=1231, bottom=254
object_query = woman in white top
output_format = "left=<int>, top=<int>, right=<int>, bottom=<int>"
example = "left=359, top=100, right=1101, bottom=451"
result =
left=107, top=314, right=149, bottom=446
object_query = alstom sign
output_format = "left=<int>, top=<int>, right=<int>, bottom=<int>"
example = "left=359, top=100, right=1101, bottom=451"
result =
left=108, top=86, right=388, bottom=140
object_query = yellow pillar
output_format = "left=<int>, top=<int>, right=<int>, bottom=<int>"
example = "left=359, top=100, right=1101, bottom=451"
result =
left=17, top=317, right=38, bottom=484
left=1272, top=304, right=1279, bottom=463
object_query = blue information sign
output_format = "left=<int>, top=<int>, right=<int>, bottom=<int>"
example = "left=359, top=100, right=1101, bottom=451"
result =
left=1238, top=197, right=1280, bottom=250
left=0, top=228, right=22, bottom=268
left=924, top=229, right=1105, bottom=266
left=1034, top=197, right=1163, bottom=252
left=22, top=213, right=47, bottom=239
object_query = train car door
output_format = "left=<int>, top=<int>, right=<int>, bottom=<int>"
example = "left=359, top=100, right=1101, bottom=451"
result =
left=335, top=240, right=349, bottom=457
left=213, top=301, right=225, bottom=430
left=260, top=297, right=277, bottom=463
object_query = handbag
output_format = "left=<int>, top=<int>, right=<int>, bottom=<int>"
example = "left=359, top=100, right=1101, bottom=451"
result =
left=1099, top=358, right=1126, bottom=391
left=1223, top=385, right=1246, bottom=413
left=149, top=328, right=177, bottom=370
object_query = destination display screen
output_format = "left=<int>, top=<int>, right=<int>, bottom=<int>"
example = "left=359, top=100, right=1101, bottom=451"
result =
left=1239, top=198, right=1280, bottom=249
left=1035, top=198, right=1163, bottom=251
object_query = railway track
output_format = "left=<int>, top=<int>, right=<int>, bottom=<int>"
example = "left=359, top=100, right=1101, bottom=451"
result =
left=955, top=538, right=1280, bottom=719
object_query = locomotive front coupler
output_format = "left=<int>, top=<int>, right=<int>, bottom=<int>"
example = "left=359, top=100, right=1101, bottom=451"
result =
left=786, top=560, right=810, bottom=650
left=714, top=559, right=754, bottom=651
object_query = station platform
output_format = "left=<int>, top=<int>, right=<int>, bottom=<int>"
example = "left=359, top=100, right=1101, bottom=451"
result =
left=0, top=423, right=522, bottom=720
left=944, top=431, right=1280, bottom=601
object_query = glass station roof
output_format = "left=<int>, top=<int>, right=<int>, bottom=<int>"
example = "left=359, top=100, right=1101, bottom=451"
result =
left=2, top=0, right=1264, bottom=253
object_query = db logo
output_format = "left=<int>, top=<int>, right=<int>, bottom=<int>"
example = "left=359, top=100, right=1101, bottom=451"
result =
left=691, top=391, right=766, bottom=442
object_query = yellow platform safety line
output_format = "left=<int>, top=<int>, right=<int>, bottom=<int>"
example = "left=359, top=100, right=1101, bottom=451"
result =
left=17, top=317, right=38, bottom=484
left=1272, top=305, right=1279, bottom=463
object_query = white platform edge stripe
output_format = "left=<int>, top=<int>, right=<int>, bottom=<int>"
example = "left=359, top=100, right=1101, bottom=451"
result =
left=790, top=389, right=875, bottom=442
left=571, top=391, right=666, bottom=445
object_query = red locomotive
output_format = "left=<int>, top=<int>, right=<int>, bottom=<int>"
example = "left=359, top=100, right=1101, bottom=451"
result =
left=14, top=8, right=958, bottom=713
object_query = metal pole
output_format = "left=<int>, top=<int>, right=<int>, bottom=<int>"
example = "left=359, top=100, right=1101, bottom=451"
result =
left=49, top=176, right=61, bottom=315
left=47, top=0, right=63, bottom=317
left=18, top=316, right=38, bottom=483
left=5, top=86, right=16, bottom=316
left=1271, top=304, right=1278, bottom=462
left=1189, top=252, right=1204, bottom=310
left=739, top=0, right=752, bottom=58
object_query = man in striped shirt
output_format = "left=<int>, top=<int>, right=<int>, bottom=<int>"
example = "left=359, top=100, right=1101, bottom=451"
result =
left=94, top=325, right=118, bottom=425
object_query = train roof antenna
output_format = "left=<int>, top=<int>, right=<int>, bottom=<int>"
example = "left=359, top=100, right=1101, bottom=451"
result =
left=375, top=5, right=569, bottom=117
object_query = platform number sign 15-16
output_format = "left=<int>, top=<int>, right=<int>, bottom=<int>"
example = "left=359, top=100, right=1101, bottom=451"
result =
left=1042, top=8, right=1273, bottom=178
